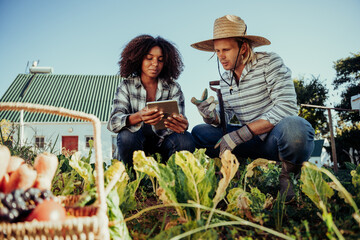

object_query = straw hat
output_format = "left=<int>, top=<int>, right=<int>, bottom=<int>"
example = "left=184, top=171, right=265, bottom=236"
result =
left=191, top=15, right=271, bottom=52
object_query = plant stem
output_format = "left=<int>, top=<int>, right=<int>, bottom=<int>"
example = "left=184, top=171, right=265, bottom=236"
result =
left=170, top=221, right=294, bottom=240
left=122, top=202, right=293, bottom=240
left=305, top=163, right=359, bottom=219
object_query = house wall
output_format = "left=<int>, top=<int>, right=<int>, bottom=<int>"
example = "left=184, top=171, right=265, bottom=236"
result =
left=14, top=122, right=116, bottom=165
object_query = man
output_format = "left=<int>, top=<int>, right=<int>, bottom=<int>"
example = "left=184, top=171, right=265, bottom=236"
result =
left=190, top=15, right=314, bottom=201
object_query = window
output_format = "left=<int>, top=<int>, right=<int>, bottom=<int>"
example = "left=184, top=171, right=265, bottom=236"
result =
left=35, top=136, right=45, bottom=148
left=85, top=136, right=94, bottom=148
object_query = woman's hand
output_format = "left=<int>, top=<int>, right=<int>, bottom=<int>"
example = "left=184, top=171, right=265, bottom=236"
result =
left=139, top=107, right=163, bottom=125
left=164, top=114, right=188, bottom=133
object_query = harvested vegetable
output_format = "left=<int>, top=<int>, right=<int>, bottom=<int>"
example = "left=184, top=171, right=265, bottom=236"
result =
left=6, top=156, right=25, bottom=175
left=25, top=199, right=66, bottom=222
left=4, top=164, right=37, bottom=193
left=0, top=173, right=9, bottom=192
left=33, top=152, right=59, bottom=190
left=0, top=145, right=11, bottom=180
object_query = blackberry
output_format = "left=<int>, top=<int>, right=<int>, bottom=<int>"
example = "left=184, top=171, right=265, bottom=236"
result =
left=0, top=188, right=55, bottom=223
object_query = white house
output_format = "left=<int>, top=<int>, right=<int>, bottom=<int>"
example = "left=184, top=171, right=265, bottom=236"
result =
left=309, top=139, right=331, bottom=168
left=0, top=70, right=122, bottom=165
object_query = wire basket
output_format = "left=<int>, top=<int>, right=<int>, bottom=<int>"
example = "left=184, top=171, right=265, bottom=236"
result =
left=0, top=102, right=109, bottom=240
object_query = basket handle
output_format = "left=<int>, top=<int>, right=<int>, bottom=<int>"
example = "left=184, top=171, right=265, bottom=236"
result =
left=0, top=102, right=107, bottom=214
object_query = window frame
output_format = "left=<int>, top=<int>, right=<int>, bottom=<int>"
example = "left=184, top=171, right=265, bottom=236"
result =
left=85, top=136, right=94, bottom=148
left=35, top=136, right=45, bottom=149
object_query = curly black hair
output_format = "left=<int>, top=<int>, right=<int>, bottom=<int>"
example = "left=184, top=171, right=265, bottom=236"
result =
left=119, top=35, right=184, bottom=83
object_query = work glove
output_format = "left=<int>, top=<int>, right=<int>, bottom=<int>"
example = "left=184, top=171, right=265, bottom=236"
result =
left=214, top=125, right=254, bottom=157
left=191, top=89, right=217, bottom=124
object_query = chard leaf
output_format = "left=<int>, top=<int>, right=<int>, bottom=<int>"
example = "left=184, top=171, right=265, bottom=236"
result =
left=105, top=161, right=128, bottom=184
left=328, top=182, right=351, bottom=204
left=133, top=151, right=182, bottom=217
left=300, top=163, right=334, bottom=209
left=226, top=187, right=252, bottom=218
left=213, top=150, right=239, bottom=206
left=133, top=150, right=159, bottom=178
left=58, top=171, right=78, bottom=195
left=245, top=158, right=277, bottom=179
left=69, top=152, right=95, bottom=191
left=192, top=148, right=210, bottom=166
left=199, top=158, right=216, bottom=207
left=174, top=151, right=207, bottom=220
left=107, top=189, right=131, bottom=240
left=174, top=151, right=215, bottom=209
left=226, top=187, right=270, bottom=224
left=103, top=160, right=140, bottom=213
left=119, top=172, right=145, bottom=213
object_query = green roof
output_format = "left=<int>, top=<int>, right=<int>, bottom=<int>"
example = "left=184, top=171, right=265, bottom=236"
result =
left=311, top=139, right=324, bottom=157
left=0, top=74, right=122, bottom=122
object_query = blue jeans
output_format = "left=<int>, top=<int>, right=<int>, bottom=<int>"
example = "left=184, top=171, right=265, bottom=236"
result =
left=191, top=116, right=315, bottom=165
left=117, top=124, right=195, bottom=167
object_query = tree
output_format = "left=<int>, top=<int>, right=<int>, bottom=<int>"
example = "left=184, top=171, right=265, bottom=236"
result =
left=332, top=53, right=360, bottom=165
left=335, top=122, right=360, bottom=166
left=294, top=76, right=329, bottom=137
left=333, top=52, right=360, bottom=123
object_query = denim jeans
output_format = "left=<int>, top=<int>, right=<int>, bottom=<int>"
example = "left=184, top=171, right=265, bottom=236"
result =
left=191, top=116, right=315, bottom=165
left=117, top=124, right=195, bottom=167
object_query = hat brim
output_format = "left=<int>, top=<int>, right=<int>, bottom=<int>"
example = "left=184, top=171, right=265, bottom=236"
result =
left=191, top=35, right=271, bottom=52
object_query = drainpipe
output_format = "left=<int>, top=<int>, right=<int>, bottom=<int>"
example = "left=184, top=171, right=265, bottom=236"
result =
left=20, top=110, right=24, bottom=146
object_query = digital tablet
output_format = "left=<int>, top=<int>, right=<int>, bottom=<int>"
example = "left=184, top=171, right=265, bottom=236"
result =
left=146, top=100, right=179, bottom=130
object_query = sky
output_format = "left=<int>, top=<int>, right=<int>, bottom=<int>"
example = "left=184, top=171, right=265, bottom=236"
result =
left=1, top=0, right=359, bottom=130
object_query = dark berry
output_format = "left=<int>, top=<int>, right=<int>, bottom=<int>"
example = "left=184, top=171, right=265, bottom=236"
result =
left=41, top=190, right=53, bottom=200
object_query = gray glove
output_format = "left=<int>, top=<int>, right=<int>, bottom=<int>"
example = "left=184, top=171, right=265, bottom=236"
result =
left=214, top=125, right=254, bottom=156
left=191, top=89, right=217, bottom=124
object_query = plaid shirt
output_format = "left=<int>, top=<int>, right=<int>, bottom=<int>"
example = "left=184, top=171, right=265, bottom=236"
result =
left=107, top=76, right=185, bottom=141
left=218, top=52, right=298, bottom=138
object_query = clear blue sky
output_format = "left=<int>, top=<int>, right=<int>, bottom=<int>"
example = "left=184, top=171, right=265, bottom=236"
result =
left=1, top=0, right=359, bottom=130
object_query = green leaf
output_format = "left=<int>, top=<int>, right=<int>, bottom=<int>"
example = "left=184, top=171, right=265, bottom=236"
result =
left=59, top=171, right=78, bottom=195
left=119, top=172, right=145, bottom=213
left=226, top=187, right=251, bottom=217
left=107, top=190, right=132, bottom=240
left=133, top=151, right=182, bottom=217
left=300, top=163, right=334, bottom=209
left=272, top=191, right=287, bottom=231
left=174, top=151, right=208, bottom=206
left=351, top=165, right=360, bottom=189
left=105, top=161, right=128, bottom=184
left=69, top=152, right=95, bottom=191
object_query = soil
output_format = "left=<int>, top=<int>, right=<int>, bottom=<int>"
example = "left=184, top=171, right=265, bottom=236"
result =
left=125, top=189, right=178, bottom=239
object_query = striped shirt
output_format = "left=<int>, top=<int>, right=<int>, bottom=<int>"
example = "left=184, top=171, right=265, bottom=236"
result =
left=219, top=52, right=298, bottom=129
left=107, top=76, right=185, bottom=141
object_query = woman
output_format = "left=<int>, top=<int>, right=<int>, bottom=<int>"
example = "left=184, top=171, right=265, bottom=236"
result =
left=107, top=35, right=195, bottom=167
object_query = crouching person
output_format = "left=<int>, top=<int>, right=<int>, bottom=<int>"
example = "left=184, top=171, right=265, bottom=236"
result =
left=108, top=35, right=195, bottom=168
left=190, top=15, right=315, bottom=201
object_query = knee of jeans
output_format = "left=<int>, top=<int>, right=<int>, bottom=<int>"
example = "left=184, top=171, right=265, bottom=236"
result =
left=278, top=116, right=315, bottom=162
left=191, top=124, right=211, bottom=144
left=191, top=124, right=203, bottom=138
left=117, top=130, right=140, bottom=147
left=165, top=132, right=195, bottom=152
left=279, top=116, right=313, bottom=138
left=182, top=133, right=196, bottom=152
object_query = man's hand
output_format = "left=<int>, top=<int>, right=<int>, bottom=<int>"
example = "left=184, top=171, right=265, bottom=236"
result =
left=191, top=89, right=217, bottom=124
left=214, top=125, right=254, bottom=156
